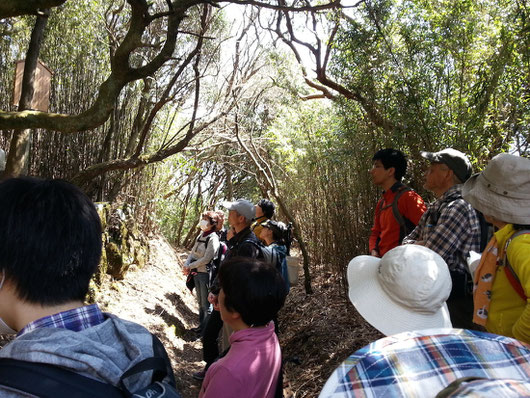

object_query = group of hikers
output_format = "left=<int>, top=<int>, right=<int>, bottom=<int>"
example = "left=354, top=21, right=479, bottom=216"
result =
left=0, top=147, right=527, bottom=397
left=365, top=148, right=530, bottom=341
left=183, top=199, right=293, bottom=397
left=321, top=148, right=530, bottom=396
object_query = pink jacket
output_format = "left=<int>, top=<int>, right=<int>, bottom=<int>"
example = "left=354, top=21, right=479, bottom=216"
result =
left=199, top=322, right=281, bottom=398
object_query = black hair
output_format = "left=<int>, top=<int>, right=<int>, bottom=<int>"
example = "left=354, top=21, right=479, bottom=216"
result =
left=372, top=148, right=408, bottom=181
left=264, top=220, right=287, bottom=245
left=219, top=257, right=287, bottom=327
left=0, top=177, right=102, bottom=305
left=514, top=224, right=530, bottom=230
left=257, top=199, right=275, bottom=219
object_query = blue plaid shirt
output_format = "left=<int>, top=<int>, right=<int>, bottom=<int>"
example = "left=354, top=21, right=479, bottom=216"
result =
left=403, top=185, right=481, bottom=273
left=18, top=303, right=106, bottom=336
left=319, top=329, right=530, bottom=398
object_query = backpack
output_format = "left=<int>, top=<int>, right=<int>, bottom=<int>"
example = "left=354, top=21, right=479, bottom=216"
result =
left=241, top=238, right=271, bottom=263
left=284, top=223, right=295, bottom=256
left=207, top=240, right=227, bottom=286
left=502, top=229, right=530, bottom=301
left=270, top=244, right=290, bottom=292
left=0, top=334, right=180, bottom=398
left=376, top=185, right=416, bottom=245
left=429, top=195, right=491, bottom=252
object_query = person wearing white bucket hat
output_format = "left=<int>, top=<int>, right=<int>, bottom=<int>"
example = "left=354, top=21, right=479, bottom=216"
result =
left=347, top=244, right=452, bottom=336
left=462, top=153, right=530, bottom=343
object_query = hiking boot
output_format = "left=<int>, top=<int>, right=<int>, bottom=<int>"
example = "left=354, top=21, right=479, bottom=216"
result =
left=192, top=370, right=206, bottom=381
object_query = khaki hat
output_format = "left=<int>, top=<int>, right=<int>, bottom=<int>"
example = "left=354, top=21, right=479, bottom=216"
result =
left=421, top=148, right=473, bottom=183
left=347, top=245, right=452, bottom=336
left=462, top=153, right=530, bottom=224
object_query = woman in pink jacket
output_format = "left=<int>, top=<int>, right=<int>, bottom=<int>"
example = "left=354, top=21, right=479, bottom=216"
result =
left=199, top=257, right=287, bottom=398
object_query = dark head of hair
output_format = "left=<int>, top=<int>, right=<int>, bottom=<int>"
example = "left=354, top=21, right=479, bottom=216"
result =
left=263, top=220, right=287, bottom=245
left=202, top=210, right=220, bottom=231
left=372, top=148, right=407, bottom=181
left=219, top=257, right=287, bottom=327
left=0, top=177, right=102, bottom=305
left=257, top=199, right=275, bottom=219
left=215, top=210, right=225, bottom=230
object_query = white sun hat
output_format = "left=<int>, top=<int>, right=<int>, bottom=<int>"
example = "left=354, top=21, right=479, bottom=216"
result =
left=347, top=245, right=452, bottom=336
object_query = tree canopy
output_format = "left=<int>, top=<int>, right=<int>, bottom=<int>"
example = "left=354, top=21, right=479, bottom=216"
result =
left=1, top=0, right=529, bottom=291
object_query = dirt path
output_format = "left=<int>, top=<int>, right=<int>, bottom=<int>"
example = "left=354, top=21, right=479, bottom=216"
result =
left=99, top=236, right=382, bottom=398
left=99, top=236, right=203, bottom=398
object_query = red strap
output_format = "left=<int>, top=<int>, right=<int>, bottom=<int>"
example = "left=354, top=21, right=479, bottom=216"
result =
left=504, top=266, right=527, bottom=301
left=503, top=231, right=530, bottom=302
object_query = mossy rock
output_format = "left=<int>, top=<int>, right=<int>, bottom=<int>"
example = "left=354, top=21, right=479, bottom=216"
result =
left=106, top=241, right=130, bottom=280
left=135, top=245, right=148, bottom=269
left=94, top=202, right=110, bottom=230
left=86, top=279, right=99, bottom=304
left=97, top=203, right=150, bottom=281
left=93, top=233, right=109, bottom=286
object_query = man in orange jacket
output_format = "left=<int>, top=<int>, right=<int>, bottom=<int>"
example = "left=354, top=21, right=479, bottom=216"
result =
left=369, top=149, right=426, bottom=257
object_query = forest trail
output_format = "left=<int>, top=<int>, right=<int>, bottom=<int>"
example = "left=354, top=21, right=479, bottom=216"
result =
left=99, top=236, right=382, bottom=398
left=99, top=236, right=204, bottom=398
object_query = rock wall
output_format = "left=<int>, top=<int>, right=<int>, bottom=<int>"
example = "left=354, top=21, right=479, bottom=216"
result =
left=95, top=203, right=150, bottom=282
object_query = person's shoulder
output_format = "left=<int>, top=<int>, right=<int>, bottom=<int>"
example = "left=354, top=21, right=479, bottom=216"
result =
left=445, top=198, right=477, bottom=220
left=506, top=231, right=530, bottom=276
left=508, top=230, right=530, bottom=252
left=439, top=187, right=472, bottom=212
left=242, top=231, right=261, bottom=245
left=203, top=360, right=243, bottom=394
left=208, top=232, right=220, bottom=242
left=97, top=313, right=154, bottom=350
left=400, top=188, right=424, bottom=201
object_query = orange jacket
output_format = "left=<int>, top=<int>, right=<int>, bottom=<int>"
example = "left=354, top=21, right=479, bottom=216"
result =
left=369, top=183, right=426, bottom=256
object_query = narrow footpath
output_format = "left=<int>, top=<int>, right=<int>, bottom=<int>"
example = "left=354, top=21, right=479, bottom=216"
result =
left=99, top=236, right=381, bottom=398
left=99, top=236, right=203, bottom=397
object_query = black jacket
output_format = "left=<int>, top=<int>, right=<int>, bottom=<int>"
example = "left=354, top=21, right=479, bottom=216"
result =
left=210, top=226, right=262, bottom=294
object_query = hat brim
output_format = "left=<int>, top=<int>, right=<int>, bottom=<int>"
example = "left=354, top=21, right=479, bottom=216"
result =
left=347, top=256, right=452, bottom=336
left=462, top=173, right=530, bottom=224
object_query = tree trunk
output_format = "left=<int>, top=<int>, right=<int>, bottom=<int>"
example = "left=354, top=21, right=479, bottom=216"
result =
left=3, top=9, right=50, bottom=179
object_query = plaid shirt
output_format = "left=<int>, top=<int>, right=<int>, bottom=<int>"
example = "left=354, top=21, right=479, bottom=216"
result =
left=403, top=185, right=480, bottom=272
left=443, top=378, right=530, bottom=396
left=319, top=329, right=530, bottom=398
left=18, top=303, right=105, bottom=336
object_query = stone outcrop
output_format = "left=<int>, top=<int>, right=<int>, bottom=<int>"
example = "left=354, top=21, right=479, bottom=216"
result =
left=95, top=203, right=150, bottom=281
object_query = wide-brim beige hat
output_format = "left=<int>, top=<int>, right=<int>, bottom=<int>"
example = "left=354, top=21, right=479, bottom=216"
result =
left=347, top=245, right=452, bottom=336
left=462, top=153, right=530, bottom=224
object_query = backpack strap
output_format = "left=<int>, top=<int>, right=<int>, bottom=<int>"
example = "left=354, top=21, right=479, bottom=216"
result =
left=375, top=185, right=413, bottom=247
left=503, top=230, right=530, bottom=302
left=428, top=189, right=465, bottom=226
left=390, top=186, right=412, bottom=243
left=0, top=358, right=124, bottom=398
left=197, top=234, right=212, bottom=247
